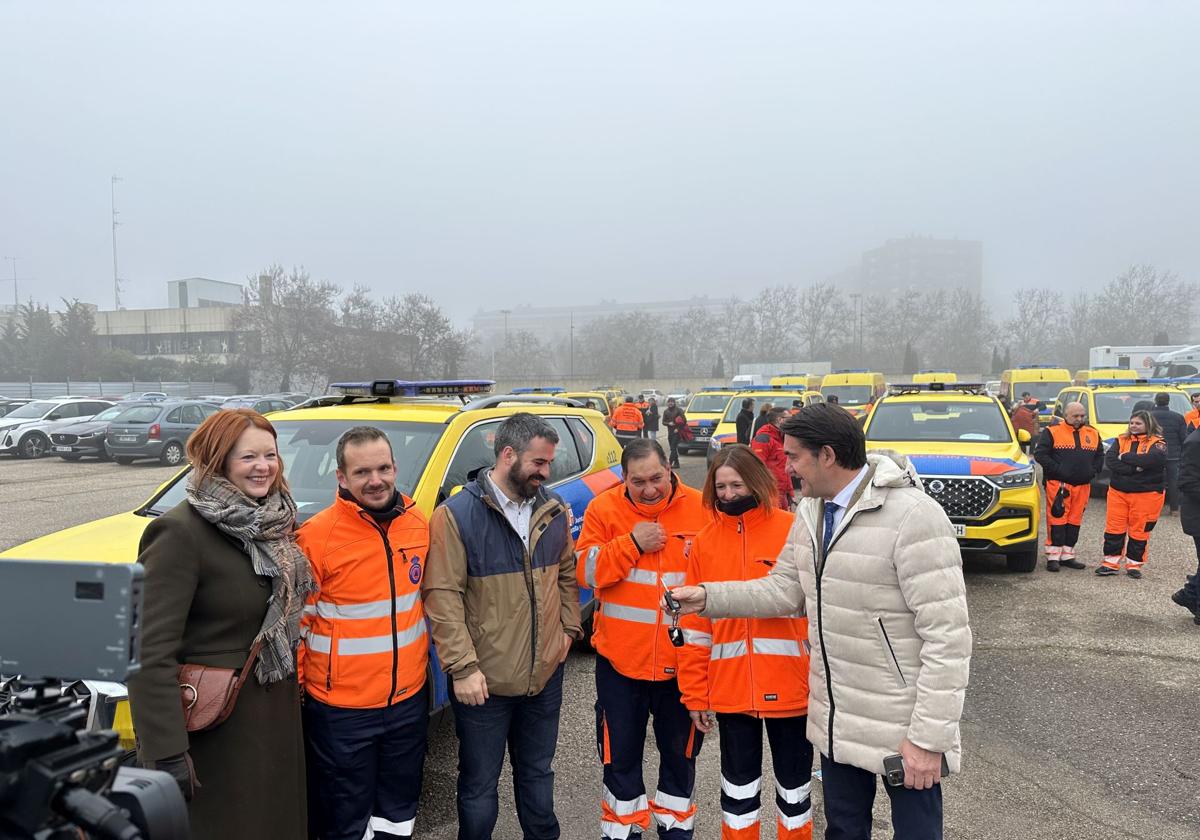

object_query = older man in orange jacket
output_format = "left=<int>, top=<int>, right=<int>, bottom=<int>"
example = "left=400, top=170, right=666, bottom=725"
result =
left=577, top=438, right=710, bottom=840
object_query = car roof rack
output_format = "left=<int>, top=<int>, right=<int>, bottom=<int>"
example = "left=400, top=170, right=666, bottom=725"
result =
left=461, top=394, right=586, bottom=412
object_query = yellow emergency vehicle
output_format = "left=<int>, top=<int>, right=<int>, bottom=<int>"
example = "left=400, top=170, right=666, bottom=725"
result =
left=1053, top=379, right=1191, bottom=488
left=999, top=365, right=1071, bottom=424
left=678, top=387, right=738, bottom=455
left=769, top=374, right=824, bottom=391
left=820, top=370, right=886, bottom=419
left=912, top=371, right=958, bottom=384
left=1072, top=368, right=1132, bottom=386
left=865, top=383, right=1040, bottom=572
left=0, top=379, right=626, bottom=742
left=707, top=387, right=824, bottom=464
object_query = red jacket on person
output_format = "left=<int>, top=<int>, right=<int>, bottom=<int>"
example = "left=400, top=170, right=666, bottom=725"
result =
left=751, top=423, right=792, bottom=508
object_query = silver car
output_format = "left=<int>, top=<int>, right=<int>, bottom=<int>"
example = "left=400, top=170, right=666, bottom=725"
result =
left=0, top=398, right=115, bottom=458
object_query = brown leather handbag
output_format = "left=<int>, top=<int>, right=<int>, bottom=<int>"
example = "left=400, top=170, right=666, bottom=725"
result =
left=178, top=640, right=262, bottom=732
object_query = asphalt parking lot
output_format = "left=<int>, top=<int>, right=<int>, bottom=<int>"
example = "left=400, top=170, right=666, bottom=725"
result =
left=2, top=454, right=1198, bottom=839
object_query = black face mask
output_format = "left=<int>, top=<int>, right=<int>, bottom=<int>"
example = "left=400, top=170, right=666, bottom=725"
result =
left=716, top=495, right=759, bottom=516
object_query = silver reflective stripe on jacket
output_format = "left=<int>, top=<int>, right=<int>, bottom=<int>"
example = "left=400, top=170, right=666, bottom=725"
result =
left=602, top=602, right=661, bottom=625
left=303, top=591, right=420, bottom=620
left=306, top=622, right=427, bottom=656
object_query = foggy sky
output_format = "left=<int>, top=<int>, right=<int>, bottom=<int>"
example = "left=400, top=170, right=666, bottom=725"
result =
left=2, top=1, right=1198, bottom=323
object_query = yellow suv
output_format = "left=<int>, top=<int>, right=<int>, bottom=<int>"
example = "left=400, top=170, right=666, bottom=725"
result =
left=1053, top=379, right=1191, bottom=489
left=677, top=387, right=738, bottom=455
left=0, top=379, right=625, bottom=734
left=707, top=387, right=825, bottom=464
left=863, top=383, right=1040, bottom=572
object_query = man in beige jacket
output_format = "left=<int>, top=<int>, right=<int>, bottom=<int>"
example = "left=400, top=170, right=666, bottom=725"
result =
left=671, top=403, right=971, bottom=840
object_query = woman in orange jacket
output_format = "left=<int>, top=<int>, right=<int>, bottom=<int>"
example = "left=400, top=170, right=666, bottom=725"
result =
left=677, top=445, right=812, bottom=840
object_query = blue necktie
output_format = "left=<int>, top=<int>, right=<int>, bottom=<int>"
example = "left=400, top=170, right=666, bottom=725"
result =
left=822, top=501, right=839, bottom=556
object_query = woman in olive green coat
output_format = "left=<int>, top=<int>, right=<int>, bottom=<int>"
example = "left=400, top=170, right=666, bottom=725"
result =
left=128, top=409, right=315, bottom=839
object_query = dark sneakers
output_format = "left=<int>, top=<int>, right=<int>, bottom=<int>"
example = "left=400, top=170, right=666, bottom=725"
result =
left=1126, top=569, right=1143, bottom=580
left=1059, top=558, right=1086, bottom=570
left=1046, top=559, right=1060, bottom=572
left=1095, top=566, right=1119, bottom=576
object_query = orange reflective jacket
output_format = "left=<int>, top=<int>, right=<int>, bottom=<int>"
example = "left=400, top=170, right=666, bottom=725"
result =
left=677, top=505, right=809, bottom=716
left=1186, top=408, right=1200, bottom=432
left=298, top=492, right=429, bottom=709
left=610, top=403, right=645, bottom=433
left=576, top=479, right=708, bottom=681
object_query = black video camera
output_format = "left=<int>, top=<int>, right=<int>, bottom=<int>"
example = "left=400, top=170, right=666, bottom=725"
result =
left=0, top=559, right=189, bottom=839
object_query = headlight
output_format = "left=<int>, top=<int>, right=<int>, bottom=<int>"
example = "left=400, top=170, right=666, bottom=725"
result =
left=989, top=467, right=1034, bottom=489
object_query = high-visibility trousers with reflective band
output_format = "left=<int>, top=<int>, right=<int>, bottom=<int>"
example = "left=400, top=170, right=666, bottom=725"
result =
left=716, top=712, right=812, bottom=840
left=1103, top=488, right=1164, bottom=569
left=1044, top=480, right=1090, bottom=547
left=595, top=655, right=702, bottom=839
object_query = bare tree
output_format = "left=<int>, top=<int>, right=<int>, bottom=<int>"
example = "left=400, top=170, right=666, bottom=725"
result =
left=795, top=281, right=850, bottom=360
left=236, top=265, right=339, bottom=390
left=1093, top=265, right=1196, bottom=346
left=1003, top=288, right=1066, bottom=365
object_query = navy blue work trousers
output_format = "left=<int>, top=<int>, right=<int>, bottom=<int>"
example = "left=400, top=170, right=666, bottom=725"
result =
left=304, top=687, right=428, bottom=840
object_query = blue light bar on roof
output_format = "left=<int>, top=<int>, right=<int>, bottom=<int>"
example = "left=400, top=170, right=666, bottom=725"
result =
left=330, top=379, right=495, bottom=398
left=1087, top=378, right=1152, bottom=387
left=511, top=387, right=565, bottom=394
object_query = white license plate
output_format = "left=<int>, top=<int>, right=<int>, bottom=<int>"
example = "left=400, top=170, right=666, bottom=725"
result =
left=55, top=446, right=71, bottom=452
left=117, top=436, right=137, bottom=442
left=952, top=523, right=967, bottom=537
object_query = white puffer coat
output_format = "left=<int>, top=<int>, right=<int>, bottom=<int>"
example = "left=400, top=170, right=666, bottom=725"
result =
left=703, top=451, right=972, bottom=774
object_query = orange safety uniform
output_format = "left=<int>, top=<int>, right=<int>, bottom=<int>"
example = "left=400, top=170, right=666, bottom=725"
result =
left=677, top=503, right=812, bottom=840
left=577, top=477, right=709, bottom=840
left=611, top=403, right=645, bottom=434
left=1034, top=422, right=1104, bottom=564
left=1186, top=407, right=1200, bottom=433
left=1102, top=433, right=1166, bottom=572
left=298, top=491, right=429, bottom=708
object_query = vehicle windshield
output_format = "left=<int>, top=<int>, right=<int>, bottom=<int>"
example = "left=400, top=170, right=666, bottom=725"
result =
left=4, top=401, right=54, bottom=419
left=147, top=419, right=445, bottom=520
left=722, top=394, right=800, bottom=421
left=1151, top=362, right=1199, bottom=379
left=867, top=400, right=1012, bottom=443
left=113, top=406, right=162, bottom=424
left=688, top=394, right=732, bottom=413
left=822, top=385, right=872, bottom=406
left=1012, top=381, right=1069, bottom=403
left=1093, top=391, right=1191, bottom=424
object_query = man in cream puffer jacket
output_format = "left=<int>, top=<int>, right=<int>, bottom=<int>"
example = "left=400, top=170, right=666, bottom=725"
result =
left=671, top=404, right=971, bottom=840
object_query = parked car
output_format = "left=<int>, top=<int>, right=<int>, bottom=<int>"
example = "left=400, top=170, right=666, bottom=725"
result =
left=51, top=402, right=150, bottom=460
left=221, top=396, right=297, bottom=414
left=104, top=400, right=223, bottom=465
left=0, top=398, right=34, bottom=418
left=0, top=398, right=116, bottom=458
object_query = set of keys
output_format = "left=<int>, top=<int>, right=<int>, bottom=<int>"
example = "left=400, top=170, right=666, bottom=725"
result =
left=663, top=581, right=685, bottom=647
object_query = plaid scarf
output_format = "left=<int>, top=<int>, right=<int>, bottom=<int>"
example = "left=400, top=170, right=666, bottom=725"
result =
left=186, top=475, right=316, bottom=685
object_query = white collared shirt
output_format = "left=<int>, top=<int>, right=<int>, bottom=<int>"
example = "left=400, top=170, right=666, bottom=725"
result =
left=487, top=472, right=535, bottom=548
left=827, top=464, right=871, bottom=533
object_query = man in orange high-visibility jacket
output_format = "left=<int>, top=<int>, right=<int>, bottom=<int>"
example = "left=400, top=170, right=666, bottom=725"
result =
left=611, top=396, right=646, bottom=449
left=1033, top=401, right=1103, bottom=572
left=1185, top=392, right=1200, bottom=433
left=577, top=438, right=709, bottom=840
left=299, top=427, right=430, bottom=840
